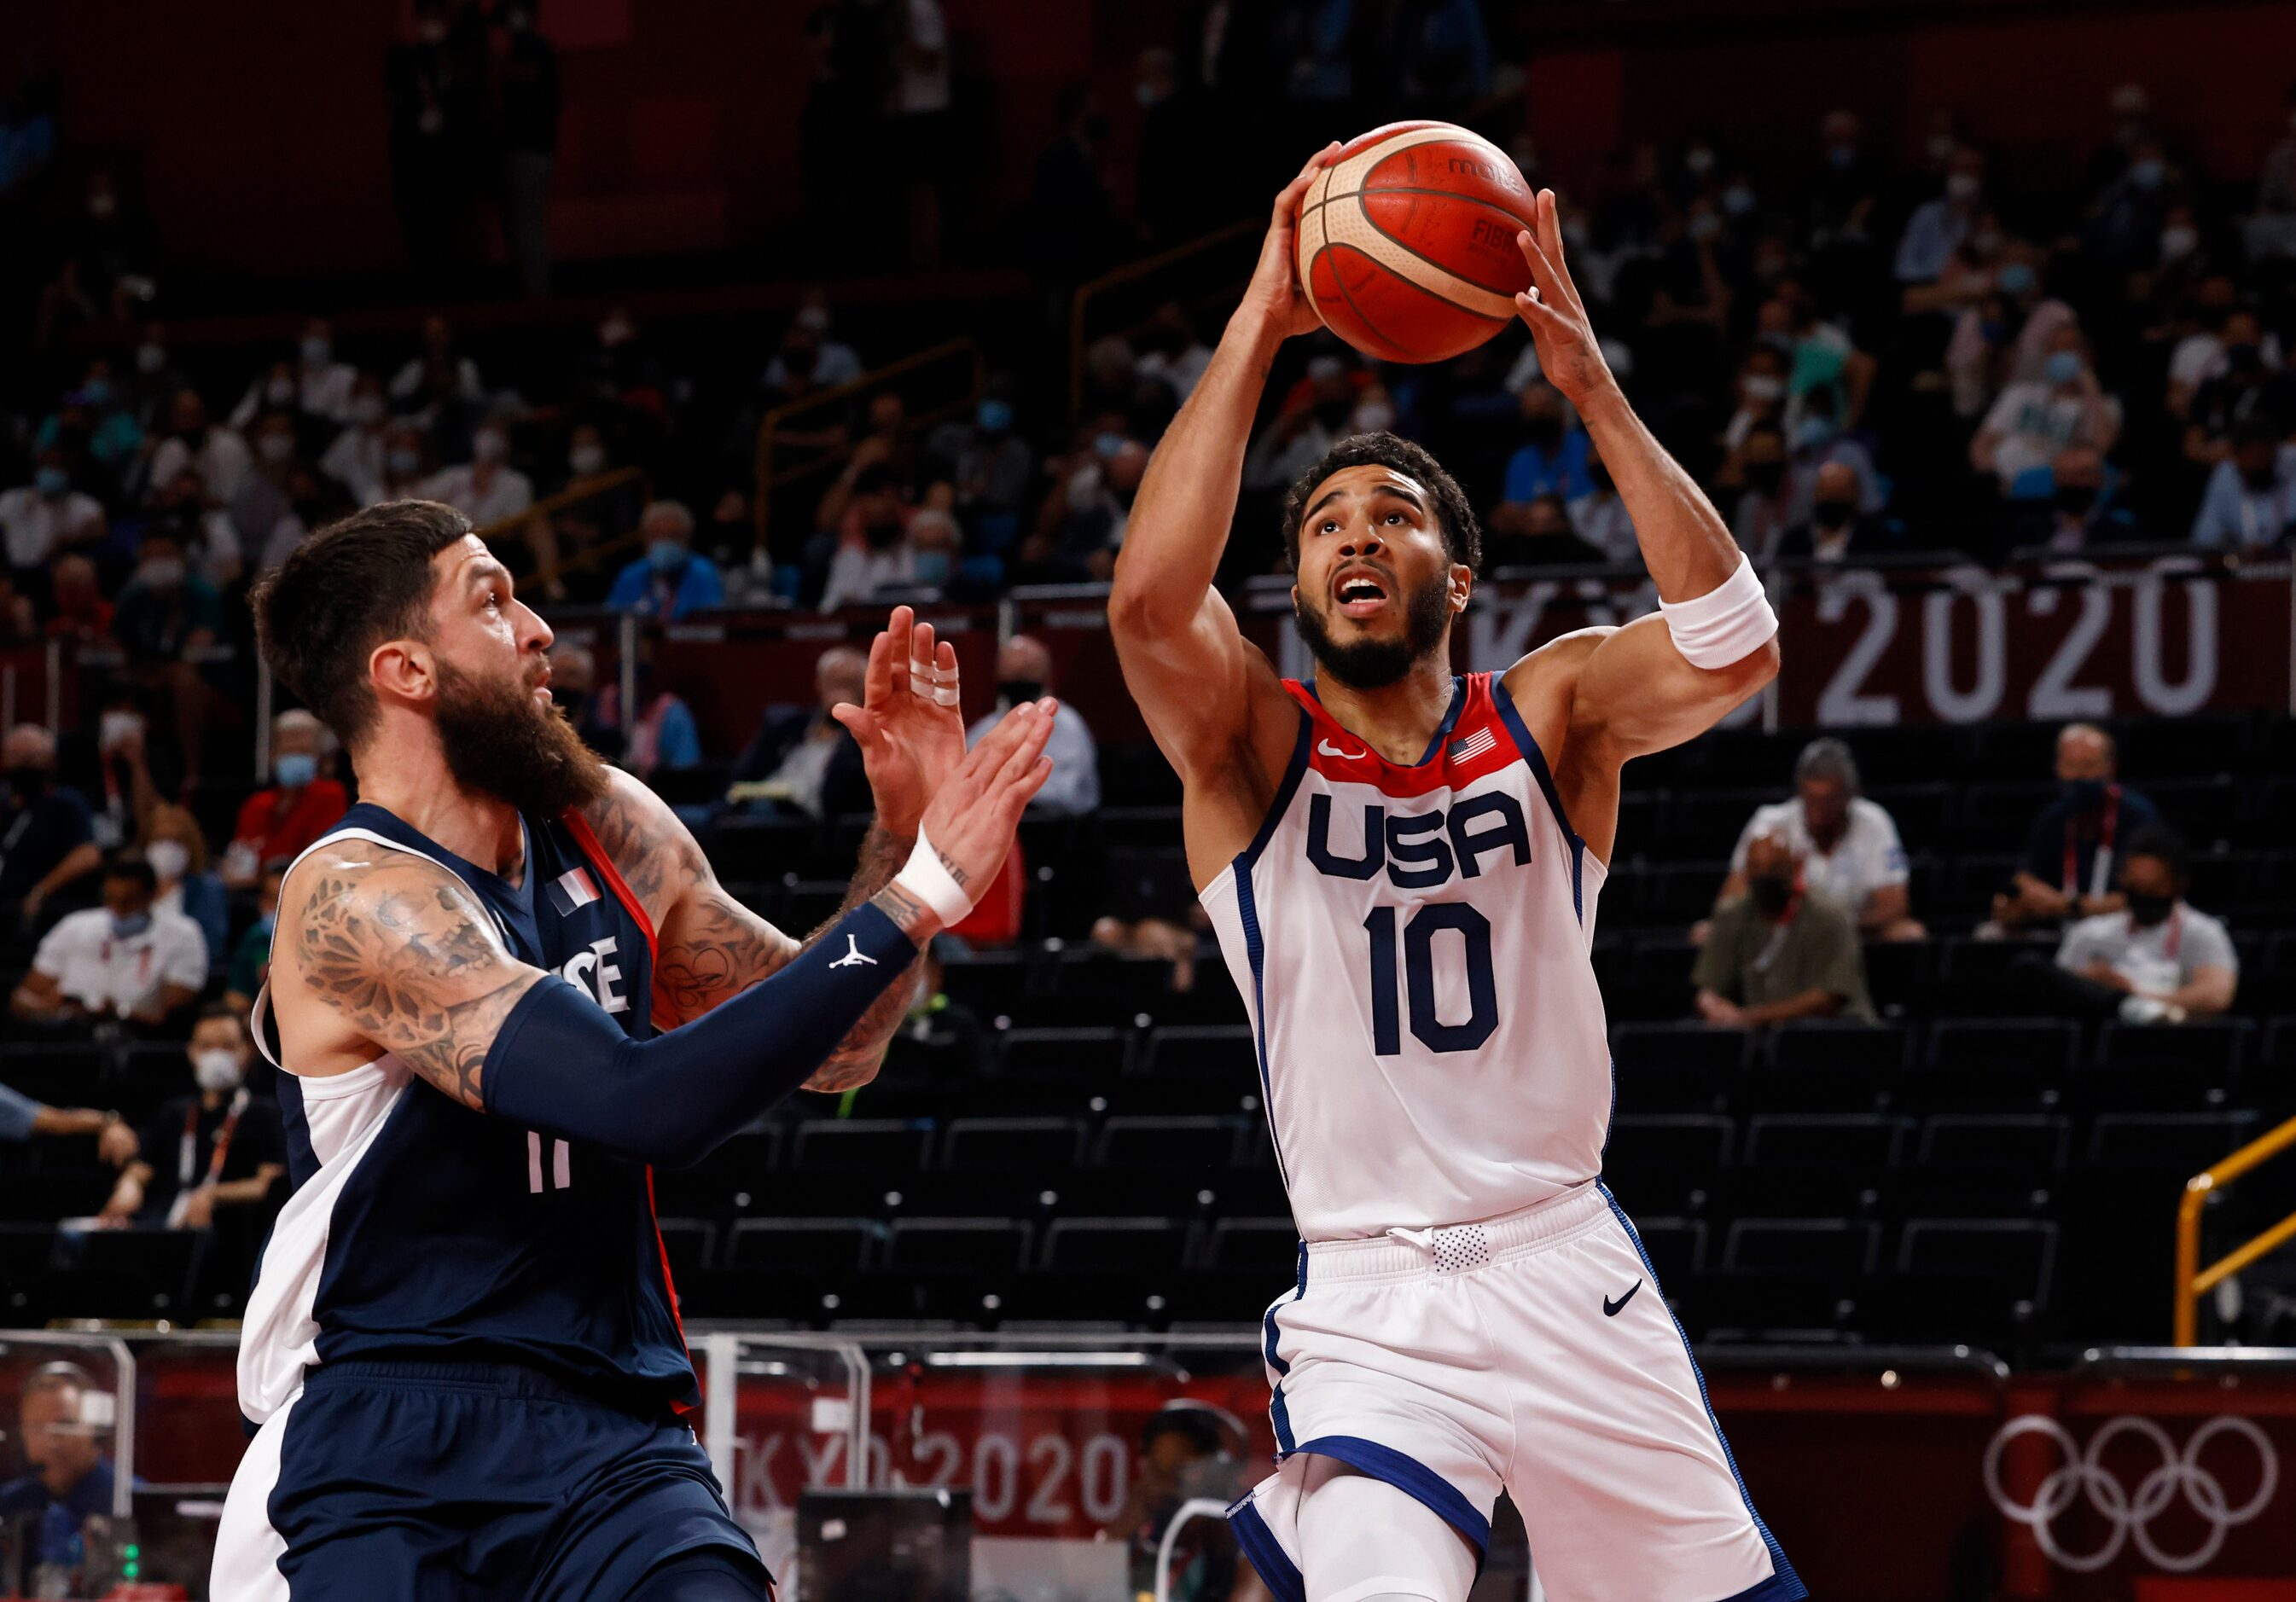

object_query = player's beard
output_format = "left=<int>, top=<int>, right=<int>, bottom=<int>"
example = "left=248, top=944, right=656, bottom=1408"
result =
left=1295, top=568, right=1454, bottom=690
left=433, top=658, right=612, bottom=819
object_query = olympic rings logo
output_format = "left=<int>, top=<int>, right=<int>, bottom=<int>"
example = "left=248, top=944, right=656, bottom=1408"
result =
left=1982, top=1414, right=2280, bottom=1573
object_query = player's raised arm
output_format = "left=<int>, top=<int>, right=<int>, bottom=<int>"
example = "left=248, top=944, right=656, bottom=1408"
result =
left=581, top=606, right=967, bottom=1091
left=1109, top=143, right=1339, bottom=780
left=1503, top=190, right=1779, bottom=763
left=281, top=701, right=1055, bottom=1165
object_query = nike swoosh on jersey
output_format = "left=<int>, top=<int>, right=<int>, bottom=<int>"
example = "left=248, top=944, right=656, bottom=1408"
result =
left=1317, top=739, right=1368, bottom=760
left=1602, top=1280, right=1642, bottom=1317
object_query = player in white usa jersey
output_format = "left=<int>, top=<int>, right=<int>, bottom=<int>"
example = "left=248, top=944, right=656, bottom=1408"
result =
left=1110, top=148, right=1797, bottom=1602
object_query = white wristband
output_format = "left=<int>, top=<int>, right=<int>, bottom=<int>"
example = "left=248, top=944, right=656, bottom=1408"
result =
left=1655, top=553, right=1777, bottom=670
left=892, top=827, right=974, bottom=926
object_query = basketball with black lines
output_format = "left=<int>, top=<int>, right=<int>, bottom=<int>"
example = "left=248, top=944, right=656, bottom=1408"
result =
left=1294, top=120, right=1537, bottom=363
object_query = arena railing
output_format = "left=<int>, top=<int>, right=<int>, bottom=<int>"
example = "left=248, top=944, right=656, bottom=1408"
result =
left=1067, top=220, right=1258, bottom=423
left=753, top=336, right=985, bottom=549
left=2175, top=1113, right=2296, bottom=1345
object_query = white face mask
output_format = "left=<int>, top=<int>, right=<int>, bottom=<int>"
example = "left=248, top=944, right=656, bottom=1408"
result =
left=193, top=1048, right=243, bottom=1093
left=1067, top=462, right=1103, bottom=504
left=2159, top=225, right=2198, bottom=262
left=1741, top=374, right=1785, bottom=403
left=258, top=432, right=296, bottom=465
left=1945, top=171, right=1981, bottom=202
left=474, top=430, right=509, bottom=464
left=146, top=839, right=191, bottom=881
left=1350, top=403, right=1396, bottom=434
left=137, top=341, right=168, bottom=374
left=568, top=443, right=607, bottom=477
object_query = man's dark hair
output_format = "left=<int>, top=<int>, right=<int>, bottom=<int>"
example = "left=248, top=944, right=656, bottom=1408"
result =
left=197, top=1001, right=246, bottom=1030
left=1281, top=432, right=1483, bottom=573
left=251, top=499, right=473, bottom=749
left=102, top=852, right=157, bottom=897
left=1140, top=1403, right=1224, bottom=1457
left=2123, top=824, right=2190, bottom=884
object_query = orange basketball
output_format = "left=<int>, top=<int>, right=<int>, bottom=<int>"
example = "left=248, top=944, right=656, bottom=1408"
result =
left=1294, top=120, right=1537, bottom=364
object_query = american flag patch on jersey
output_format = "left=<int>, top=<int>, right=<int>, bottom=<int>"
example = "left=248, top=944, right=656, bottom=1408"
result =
left=547, top=865, right=602, bottom=915
left=1449, top=726, right=1497, bottom=764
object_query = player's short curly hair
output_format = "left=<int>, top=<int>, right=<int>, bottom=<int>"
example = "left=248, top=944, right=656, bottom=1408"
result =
left=1281, top=432, right=1483, bottom=575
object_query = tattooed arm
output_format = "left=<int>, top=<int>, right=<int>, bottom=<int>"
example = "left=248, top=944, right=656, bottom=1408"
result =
left=280, top=844, right=547, bottom=1108
left=578, top=769, right=920, bottom=1092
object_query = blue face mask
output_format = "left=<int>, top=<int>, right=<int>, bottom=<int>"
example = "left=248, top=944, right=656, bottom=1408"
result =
left=912, top=550, right=952, bottom=587
left=2130, top=158, right=2165, bottom=190
left=80, top=380, right=113, bottom=406
left=976, top=399, right=1012, bottom=433
left=34, top=467, right=70, bottom=498
left=110, top=912, right=152, bottom=940
left=648, top=539, right=687, bottom=574
left=1997, top=262, right=2037, bottom=297
left=1792, top=417, right=1836, bottom=452
left=275, top=752, right=318, bottom=789
left=1093, top=431, right=1128, bottom=460
left=2044, top=351, right=2083, bottom=386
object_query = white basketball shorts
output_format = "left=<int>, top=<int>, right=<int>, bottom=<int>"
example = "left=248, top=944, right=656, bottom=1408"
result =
left=1228, top=1181, right=1804, bottom=1602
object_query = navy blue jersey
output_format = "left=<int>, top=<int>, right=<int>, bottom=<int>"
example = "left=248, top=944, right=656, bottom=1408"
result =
left=241, top=802, right=698, bottom=1422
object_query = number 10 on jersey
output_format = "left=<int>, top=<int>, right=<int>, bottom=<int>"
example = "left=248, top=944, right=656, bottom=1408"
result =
left=1362, top=903, right=1499, bottom=1055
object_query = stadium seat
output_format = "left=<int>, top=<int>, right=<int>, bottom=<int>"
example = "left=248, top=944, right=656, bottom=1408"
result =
left=1043, top=1216, right=1188, bottom=1274
left=1137, top=1024, right=1258, bottom=1081
left=1747, top=1021, right=1910, bottom=1112
left=1609, top=1023, right=1747, bottom=1114
left=1870, top=1219, right=2061, bottom=1351
left=998, top=1025, right=1131, bottom=1082
left=654, top=1219, right=717, bottom=1280
left=1204, top=1217, right=1301, bottom=1276
left=884, top=1217, right=1033, bottom=1275
left=1628, top=1216, right=1708, bottom=1291
left=1658, top=792, right=1772, bottom=861
left=1603, top=1115, right=1732, bottom=1215
left=1728, top=1115, right=1905, bottom=1216
left=1092, top=1116, right=1247, bottom=1170
left=792, top=1119, right=934, bottom=1173
left=939, top=1117, right=1085, bottom=1174
left=1958, top=784, right=2055, bottom=854
left=1917, top=1114, right=2069, bottom=1176
left=1723, top=1216, right=1880, bottom=1277
left=725, top=1218, right=884, bottom=1275
left=1913, top=1018, right=2078, bottom=1112
left=2085, top=1112, right=2260, bottom=1177
left=2080, top=1020, right=2252, bottom=1111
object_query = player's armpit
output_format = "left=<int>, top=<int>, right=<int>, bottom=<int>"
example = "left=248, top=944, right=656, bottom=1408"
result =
left=286, top=848, right=548, bottom=1110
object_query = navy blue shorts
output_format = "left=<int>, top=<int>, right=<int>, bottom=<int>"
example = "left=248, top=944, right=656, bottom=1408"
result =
left=217, top=1360, right=763, bottom=1601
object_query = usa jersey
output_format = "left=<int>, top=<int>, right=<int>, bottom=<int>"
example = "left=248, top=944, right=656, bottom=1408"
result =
left=236, top=802, right=696, bottom=1425
left=1200, top=675, right=1610, bottom=1240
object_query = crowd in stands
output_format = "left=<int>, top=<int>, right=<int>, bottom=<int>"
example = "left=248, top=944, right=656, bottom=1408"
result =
left=0, top=3, right=2290, bottom=1340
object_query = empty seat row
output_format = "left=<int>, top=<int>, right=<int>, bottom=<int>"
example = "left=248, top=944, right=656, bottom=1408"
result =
left=657, top=1213, right=1298, bottom=1280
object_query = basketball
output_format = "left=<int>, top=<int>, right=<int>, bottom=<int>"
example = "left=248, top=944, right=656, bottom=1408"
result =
left=1293, top=120, right=1538, bottom=364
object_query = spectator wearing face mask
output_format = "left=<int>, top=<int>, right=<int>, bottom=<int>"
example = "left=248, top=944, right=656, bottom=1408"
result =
left=390, top=316, right=487, bottom=409
left=1245, top=355, right=1362, bottom=491
left=1971, top=330, right=2121, bottom=496
left=2183, top=322, right=2277, bottom=468
left=926, top=395, right=1036, bottom=547
left=1991, top=723, right=2159, bottom=933
left=963, top=636, right=1099, bottom=818
left=1774, top=460, right=1885, bottom=563
left=112, top=526, right=223, bottom=668
left=230, top=319, right=358, bottom=430
left=2252, top=86, right=2296, bottom=260
left=373, top=422, right=435, bottom=506
left=422, top=415, right=532, bottom=525
left=319, top=374, right=395, bottom=503
left=12, top=854, right=206, bottom=1031
left=1490, top=381, right=1594, bottom=540
left=138, top=802, right=228, bottom=970
left=1944, top=252, right=2076, bottom=417
left=1894, top=147, right=1988, bottom=284
left=2014, top=828, right=2237, bottom=1025
left=2190, top=418, right=2296, bottom=549
left=606, top=500, right=725, bottom=622
left=224, top=863, right=288, bottom=1017
left=0, top=448, right=105, bottom=587
left=1694, top=829, right=1876, bottom=1028
left=817, top=464, right=923, bottom=610
left=125, top=325, right=191, bottom=437
left=222, top=711, right=347, bottom=889
left=142, top=390, right=253, bottom=507
left=1716, top=738, right=1921, bottom=943
left=97, top=1006, right=285, bottom=1230
left=2088, top=136, right=2180, bottom=270
left=1023, top=437, right=1142, bottom=584
left=1719, top=346, right=1789, bottom=454
left=1132, top=303, right=1215, bottom=403
left=34, top=368, right=144, bottom=481
left=1721, top=422, right=1793, bottom=559
left=0, top=726, right=100, bottom=921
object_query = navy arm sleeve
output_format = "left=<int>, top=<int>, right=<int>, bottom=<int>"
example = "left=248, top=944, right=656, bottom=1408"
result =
left=480, top=902, right=915, bottom=1166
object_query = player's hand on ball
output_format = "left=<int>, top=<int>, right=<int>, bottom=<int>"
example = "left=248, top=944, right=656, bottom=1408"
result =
left=915, top=698, right=1057, bottom=895
left=833, top=605, right=967, bottom=840
left=1237, top=141, right=1342, bottom=341
left=1511, top=189, right=1619, bottom=409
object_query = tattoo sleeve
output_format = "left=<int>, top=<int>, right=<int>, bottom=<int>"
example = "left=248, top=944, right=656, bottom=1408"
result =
left=288, top=853, right=543, bottom=1110
left=799, top=823, right=923, bottom=1093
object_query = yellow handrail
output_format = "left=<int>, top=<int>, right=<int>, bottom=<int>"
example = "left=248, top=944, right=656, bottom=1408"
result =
left=2174, top=1112, right=2296, bottom=1344
left=474, top=465, right=652, bottom=595
left=753, top=337, right=985, bottom=549
left=1068, top=219, right=1258, bottom=421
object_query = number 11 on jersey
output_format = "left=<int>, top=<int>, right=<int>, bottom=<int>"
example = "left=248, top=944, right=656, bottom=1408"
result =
left=1362, top=904, right=1501, bottom=1055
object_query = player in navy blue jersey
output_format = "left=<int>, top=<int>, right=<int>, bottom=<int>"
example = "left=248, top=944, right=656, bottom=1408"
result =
left=213, top=498, right=1055, bottom=1601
